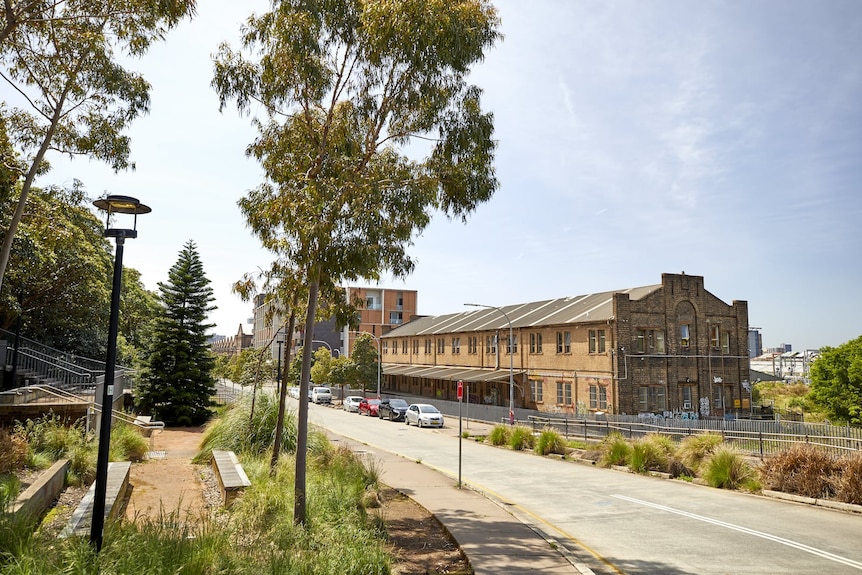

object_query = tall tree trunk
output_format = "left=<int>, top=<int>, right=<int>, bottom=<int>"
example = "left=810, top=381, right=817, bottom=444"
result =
left=294, top=274, right=319, bottom=526
left=271, top=308, right=296, bottom=474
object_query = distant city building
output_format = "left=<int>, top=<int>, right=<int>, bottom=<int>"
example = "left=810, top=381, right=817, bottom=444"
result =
left=210, top=324, right=253, bottom=356
left=765, top=343, right=792, bottom=353
left=750, top=349, right=818, bottom=382
left=748, top=329, right=762, bottom=358
left=340, top=287, right=419, bottom=357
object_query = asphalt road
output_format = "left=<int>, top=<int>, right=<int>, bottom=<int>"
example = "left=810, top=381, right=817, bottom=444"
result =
left=306, top=400, right=862, bottom=575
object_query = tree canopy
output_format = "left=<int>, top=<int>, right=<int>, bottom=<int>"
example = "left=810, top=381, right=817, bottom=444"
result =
left=809, top=335, right=862, bottom=425
left=136, top=240, right=217, bottom=426
left=0, top=0, right=196, bottom=293
left=213, top=0, right=500, bottom=524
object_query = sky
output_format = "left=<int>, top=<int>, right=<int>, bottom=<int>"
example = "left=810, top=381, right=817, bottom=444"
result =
left=15, top=1, right=862, bottom=352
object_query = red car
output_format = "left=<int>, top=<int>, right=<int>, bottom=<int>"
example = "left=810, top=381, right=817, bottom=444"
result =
left=358, top=398, right=381, bottom=417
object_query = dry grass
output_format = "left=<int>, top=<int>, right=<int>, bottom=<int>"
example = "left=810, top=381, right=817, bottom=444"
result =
left=834, top=451, right=862, bottom=504
left=759, top=444, right=842, bottom=499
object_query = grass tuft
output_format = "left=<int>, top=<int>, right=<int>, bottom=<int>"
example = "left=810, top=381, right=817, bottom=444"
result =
left=702, top=446, right=756, bottom=490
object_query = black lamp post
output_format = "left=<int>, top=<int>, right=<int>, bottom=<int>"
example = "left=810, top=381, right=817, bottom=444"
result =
left=90, top=195, right=150, bottom=551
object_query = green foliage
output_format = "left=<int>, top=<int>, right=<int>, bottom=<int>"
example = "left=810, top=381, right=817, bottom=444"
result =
left=676, top=433, right=723, bottom=473
left=0, top=474, right=21, bottom=510
left=0, top=1, right=196, bottom=294
left=108, top=423, right=149, bottom=463
left=507, top=426, right=534, bottom=451
left=535, top=429, right=567, bottom=456
left=137, top=240, right=217, bottom=426
left=351, top=334, right=379, bottom=393
left=809, top=335, right=862, bottom=425
left=310, top=347, right=334, bottom=384
left=197, top=392, right=308, bottom=461
left=599, top=432, right=632, bottom=467
left=629, top=434, right=674, bottom=474
left=488, top=425, right=510, bottom=446
left=702, top=446, right=756, bottom=490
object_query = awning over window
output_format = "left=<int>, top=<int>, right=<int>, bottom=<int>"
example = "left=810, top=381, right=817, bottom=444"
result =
left=381, top=364, right=523, bottom=383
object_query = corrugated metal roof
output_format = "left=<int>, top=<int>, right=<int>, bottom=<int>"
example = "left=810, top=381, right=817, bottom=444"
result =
left=383, top=283, right=663, bottom=338
left=381, top=363, right=522, bottom=382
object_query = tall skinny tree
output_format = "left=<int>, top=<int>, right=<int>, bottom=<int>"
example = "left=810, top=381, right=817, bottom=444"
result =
left=137, top=240, right=217, bottom=426
left=213, top=0, right=500, bottom=525
left=0, top=1, right=196, bottom=293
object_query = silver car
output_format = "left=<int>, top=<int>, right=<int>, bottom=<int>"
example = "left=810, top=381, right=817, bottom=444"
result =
left=405, top=403, right=444, bottom=428
left=343, top=395, right=363, bottom=412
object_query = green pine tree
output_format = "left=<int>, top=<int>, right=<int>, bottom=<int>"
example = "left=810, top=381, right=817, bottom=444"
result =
left=136, top=240, right=217, bottom=426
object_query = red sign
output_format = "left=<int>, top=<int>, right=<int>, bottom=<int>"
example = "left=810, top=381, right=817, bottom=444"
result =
left=457, top=380, right=463, bottom=400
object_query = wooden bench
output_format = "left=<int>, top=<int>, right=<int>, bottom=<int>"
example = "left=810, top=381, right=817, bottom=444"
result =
left=61, top=461, right=131, bottom=537
left=211, top=450, right=251, bottom=507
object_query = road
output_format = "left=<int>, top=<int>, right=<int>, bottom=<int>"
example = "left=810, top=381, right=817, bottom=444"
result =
left=304, top=400, right=862, bottom=575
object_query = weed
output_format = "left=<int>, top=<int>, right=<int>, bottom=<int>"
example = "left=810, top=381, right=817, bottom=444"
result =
left=834, top=451, right=862, bottom=505
left=599, top=432, right=631, bottom=467
left=676, top=433, right=722, bottom=473
left=759, top=444, right=840, bottom=499
left=535, top=429, right=566, bottom=456
left=508, top=426, right=535, bottom=451
left=488, top=425, right=510, bottom=446
left=702, top=446, right=755, bottom=490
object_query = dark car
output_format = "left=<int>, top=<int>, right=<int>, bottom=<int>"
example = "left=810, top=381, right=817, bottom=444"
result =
left=378, top=398, right=409, bottom=421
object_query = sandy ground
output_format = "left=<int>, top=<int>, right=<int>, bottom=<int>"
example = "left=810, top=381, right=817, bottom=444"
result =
left=124, top=427, right=210, bottom=523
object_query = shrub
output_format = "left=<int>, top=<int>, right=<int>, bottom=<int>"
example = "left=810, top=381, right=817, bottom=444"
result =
left=599, top=432, right=631, bottom=467
left=833, top=451, right=862, bottom=505
left=0, top=428, right=28, bottom=473
left=629, top=434, right=673, bottom=473
left=487, top=425, right=510, bottom=446
left=16, top=414, right=88, bottom=461
left=110, top=423, right=150, bottom=462
left=535, top=429, right=566, bottom=456
left=676, top=433, right=723, bottom=473
left=702, top=446, right=756, bottom=490
left=759, top=444, right=840, bottom=499
left=508, top=426, right=534, bottom=451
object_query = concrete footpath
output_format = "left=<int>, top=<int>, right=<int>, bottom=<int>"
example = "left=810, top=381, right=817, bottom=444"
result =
left=327, top=420, right=600, bottom=575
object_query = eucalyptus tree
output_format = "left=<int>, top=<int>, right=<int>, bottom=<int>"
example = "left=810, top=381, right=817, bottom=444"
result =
left=213, top=0, right=500, bottom=524
left=0, top=0, right=196, bottom=293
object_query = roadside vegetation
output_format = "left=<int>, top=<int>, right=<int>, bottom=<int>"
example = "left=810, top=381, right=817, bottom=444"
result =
left=0, top=398, right=393, bottom=574
left=485, top=424, right=862, bottom=503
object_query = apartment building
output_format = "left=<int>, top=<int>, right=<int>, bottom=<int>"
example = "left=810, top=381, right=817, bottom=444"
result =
left=340, top=287, right=418, bottom=357
left=379, top=273, right=750, bottom=418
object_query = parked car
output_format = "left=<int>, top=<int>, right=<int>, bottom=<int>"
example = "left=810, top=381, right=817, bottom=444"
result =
left=287, top=387, right=300, bottom=399
left=405, top=403, right=444, bottom=428
left=343, top=395, right=363, bottom=412
left=378, top=398, right=410, bottom=421
left=311, top=386, right=332, bottom=404
left=358, top=398, right=381, bottom=417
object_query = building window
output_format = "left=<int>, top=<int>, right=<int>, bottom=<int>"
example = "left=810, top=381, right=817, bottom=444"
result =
left=437, top=338, right=445, bottom=354
left=681, top=386, right=693, bottom=410
left=722, top=332, right=730, bottom=355
left=396, top=291, right=404, bottom=309
left=391, top=341, right=397, bottom=355
left=589, top=329, right=606, bottom=353
left=451, top=337, right=460, bottom=354
left=710, top=324, right=720, bottom=349
left=529, top=332, right=543, bottom=354
left=412, top=339, right=419, bottom=354
left=530, top=380, right=543, bottom=402
left=556, top=331, right=571, bottom=354
left=390, top=311, right=403, bottom=325
left=506, top=334, right=518, bottom=353
left=680, top=324, right=691, bottom=348
left=556, top=382, right=572, bottom=405
left=636, top=329, right=666, bottom=354
left=402, top=339, right=407, bottom=354
left=468, top=336, right=478, bottom=354
left=382, top=341, right=388, bottom=354
left=424, top=339, right=432, bottom=354
left=590, top=385, right=607, bottom=409
left=638, top=386, right=667, bottom=413
left=486, top=335, right=497, bottom=354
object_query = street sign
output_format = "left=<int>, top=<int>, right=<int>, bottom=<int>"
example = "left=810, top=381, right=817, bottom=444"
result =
left=457, top=380, right=463, bottom=400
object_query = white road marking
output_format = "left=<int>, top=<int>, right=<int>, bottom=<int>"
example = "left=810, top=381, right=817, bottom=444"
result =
left=612, top=494, right=862, bottom=571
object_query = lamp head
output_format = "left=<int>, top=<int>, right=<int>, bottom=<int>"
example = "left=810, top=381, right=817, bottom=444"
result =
left=93, top=195, right=151, bottom=239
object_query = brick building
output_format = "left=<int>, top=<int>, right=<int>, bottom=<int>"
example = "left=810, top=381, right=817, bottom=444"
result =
left=379, top=273, right=750, bottom=418
left=340, top=287, right=419, bottom=357
left=210, top=324, right=253, bottom=356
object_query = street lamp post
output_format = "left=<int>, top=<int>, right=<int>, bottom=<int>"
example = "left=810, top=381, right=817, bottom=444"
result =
left=90, top=195, right=150, bottom=551
left=311, top=339, right=339, bottom=357
left=465, top=303, right=515, bottom=425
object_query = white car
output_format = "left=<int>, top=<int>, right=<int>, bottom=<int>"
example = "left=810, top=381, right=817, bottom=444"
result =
left=287, top=387, right=300, bottom=399
left=311, top=386, right=332, bottom=404
left=405, top=403, right=444, bottom=428
left=343, top=395, right=363, bottom=412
